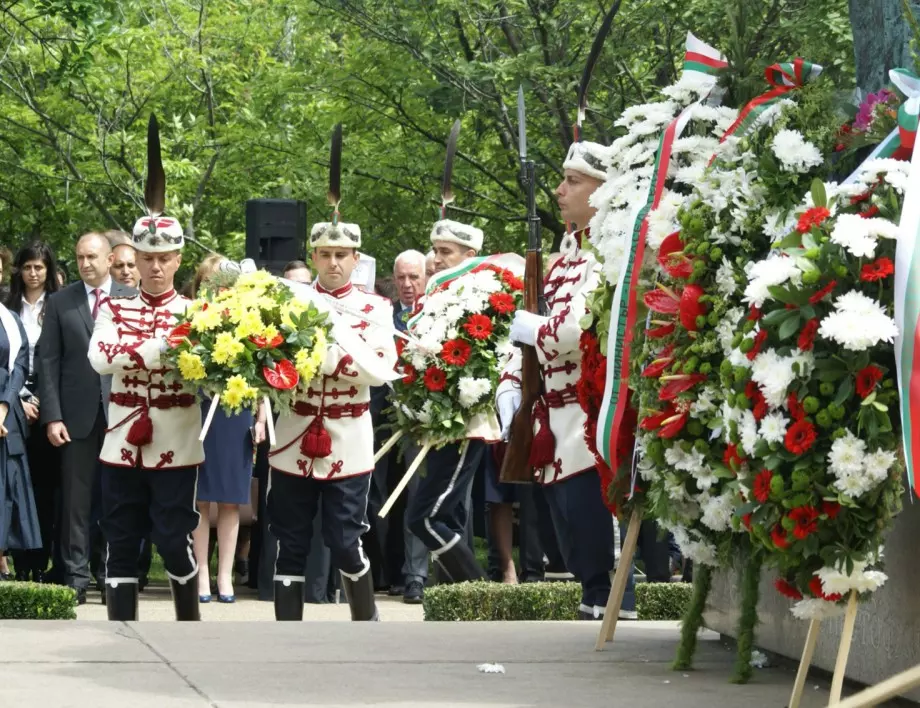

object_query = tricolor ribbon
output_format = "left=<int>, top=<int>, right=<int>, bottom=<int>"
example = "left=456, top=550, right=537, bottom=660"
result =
left=877, top=69, right=920, bottom=159
left=891, top=69, right=920, bottom=494
left=682, top=32, right=729, bottom=78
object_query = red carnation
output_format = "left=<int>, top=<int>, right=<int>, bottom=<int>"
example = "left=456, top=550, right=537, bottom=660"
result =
left=855, top=365, right=884, bottom=398
left=859, top=204, right=880, bottom=219
left=787, top=392, right=805, bottom=421
left=771, top=525, right=790, bottom=549
left=785, top=419, right=817, bottom=455
left=797, top=318, right=819, bottom=352
left=753, top=469, right=773, bottom=503
left=440, top=339, right=472, bottom=367
left=821, top=500, right=841, bottom=519
left=796, top=206, right=831, bottom=234
left=488, top=291, right=516, bottom=315
left=747, top=329, right=768, bottom=361
left=723, top=443, right=745, bottom=470
left=809, top=575, right=842, bottom=602
left=808, top=280, right=837, bottom=305
left=501, top=270, right=524, bottom=291
left=401, top=364, right=417, bottom=385
left=742, top=513, right=752, bottom=530
left=861, top=257, right=894, bottom=282
left=423, top=366, right=447, bottom=392
left=747, top=306, right=762, bottom=321
left=789, top=505, right=820, bottom=540
left=463, top=314, right=494, bottom=341
left=775, top=578, right=803, bottom=600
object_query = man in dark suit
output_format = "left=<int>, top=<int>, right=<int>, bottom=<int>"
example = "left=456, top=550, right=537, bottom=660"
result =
left=37, top=232, right=134, bottom=604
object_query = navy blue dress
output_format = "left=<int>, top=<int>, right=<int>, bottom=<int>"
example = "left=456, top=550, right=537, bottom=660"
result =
left=0, top=309, right=41, bottom=550
left=198, top=399, right=254, bottom=504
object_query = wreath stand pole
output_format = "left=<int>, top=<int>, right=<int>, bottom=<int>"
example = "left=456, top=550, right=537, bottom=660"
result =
left=594, top=509, right=641, bottom=651
left=788, top=619, right=822, bottom=708
left=828, top=590, right=860, bottom=704
left=378, top=442, right=433, bottom=519
left=373, top=429, right=404, bottom=464
left=831, top=664, right=920, bottom=708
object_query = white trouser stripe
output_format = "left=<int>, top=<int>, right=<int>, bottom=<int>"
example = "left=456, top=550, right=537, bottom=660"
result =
left=425, top=440, right=469, bottom=553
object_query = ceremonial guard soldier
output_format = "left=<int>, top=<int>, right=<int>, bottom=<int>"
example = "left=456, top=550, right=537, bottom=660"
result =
left=89, top=115, right=203, bottom=621
left=268, top=125, right=397, bottom=621
left=497, top=138, right=615, bottom=620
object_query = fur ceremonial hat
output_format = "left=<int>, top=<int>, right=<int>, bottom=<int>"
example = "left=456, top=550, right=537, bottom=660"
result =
left=430, top=219, right=483, bottom=252
left=562, top=141, right=608, bottom=181
left=132, top=114, right=184, bottom=253
left=311, top=123, right=362, bottom=251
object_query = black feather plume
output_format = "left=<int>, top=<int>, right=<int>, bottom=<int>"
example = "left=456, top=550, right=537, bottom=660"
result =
left=144, top=114, right=166, bottom=216
left=327, top=123, right=342, bottom=211
left=440, top=119, right=461, bottom=213
left=575, top=0, right=623, bottom=139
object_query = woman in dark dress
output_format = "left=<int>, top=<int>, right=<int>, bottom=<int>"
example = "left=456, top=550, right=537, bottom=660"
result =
left=191, top=256, right=265, bottom=603
left=0, top=286, right=41, bottom=569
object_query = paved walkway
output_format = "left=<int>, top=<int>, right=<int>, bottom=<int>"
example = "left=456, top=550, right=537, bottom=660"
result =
left=1, top=618, right=878, bottom=707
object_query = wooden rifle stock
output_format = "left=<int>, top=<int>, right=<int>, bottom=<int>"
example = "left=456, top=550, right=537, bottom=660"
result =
left=499, top=248, right=543, bottom=483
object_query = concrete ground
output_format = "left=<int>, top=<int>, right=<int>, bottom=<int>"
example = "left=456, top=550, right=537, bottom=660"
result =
left=1, top=614, right=882, bottom=707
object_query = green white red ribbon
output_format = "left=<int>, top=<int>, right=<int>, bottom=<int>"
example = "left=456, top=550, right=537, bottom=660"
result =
left=682, top=32, right=728, bottom=78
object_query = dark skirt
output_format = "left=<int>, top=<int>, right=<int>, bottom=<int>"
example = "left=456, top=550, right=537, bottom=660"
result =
left=198, top=401, right=254, bottom=505
left=0, top=443, right=41, bottom=550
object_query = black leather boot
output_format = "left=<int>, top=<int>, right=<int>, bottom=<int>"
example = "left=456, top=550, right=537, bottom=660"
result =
left=436, top=542, right=486, bottom=583
left=273, top=578, right=305, bottom=621
left=105, top=580, right=139, bottom=621
left=341, top=572, right=379, bottom=621
left=169, top=578, right=201, bottom=621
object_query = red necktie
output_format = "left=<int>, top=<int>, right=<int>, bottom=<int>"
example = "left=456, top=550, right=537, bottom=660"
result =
left=91, top=288, right=102, bottom=320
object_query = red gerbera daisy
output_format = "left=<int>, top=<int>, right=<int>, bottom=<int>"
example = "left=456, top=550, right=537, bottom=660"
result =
left=861, top=257, right=894, bottom=282
left=501, top=270, right=524, bottom=291
left=771, top=525, right=790, bottom=550
left=775, top=578, right=803, bottom=600
left=423, top=366, right=447, bottom=392
left=440, top=338, right=472, bottom=367
left=789, top=505, right=820, bottom=539
left=488, top=291, right=515, bottom=315
left=797, top=318, right=819, bottom=352
left=784, top=419, right=817, bottom=455
left=463, top=314, right=494, bottom=341
left=855, top=365, right=884, bottom=398
left=821, top=500, right=841, bottom=519
left=753, top=469, right=773, bottom=503
left=796, top=206, right=831, bottom=234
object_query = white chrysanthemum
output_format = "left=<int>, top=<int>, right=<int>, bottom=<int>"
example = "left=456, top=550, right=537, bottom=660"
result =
left=700, top=492, right=734, bottom=532
left=830, top=213, right=899, bottom=258
left=751, top=349, right=797, bottom=409
left=827, top=431, right=867, bottom=478
left=457, top=377, right=491, bottom=408
left=818, top=292, right=898, bottom=351
left=771, top=129, right=823, bottom=173
left=864, top=448, right=897, bottom=483
left=833, top=472, right=876, bottom=498
left=791, top=598, right=847, bottom=621
left=672, top=525, right=719, bottom=567
left=417, top=400, right=434, bottom=425
left=739, top=410, right=759, bottom=456
left=759, top=411, right=789, bottom=445
left=715, top=258, right=737, bottom=298
left=817, top=562, right=888, bottom=596
left=645, top=191, right=684, bottom=250
left=858, top=158, right=911, bottom=191
left=744, top=254, right=802, bottom=308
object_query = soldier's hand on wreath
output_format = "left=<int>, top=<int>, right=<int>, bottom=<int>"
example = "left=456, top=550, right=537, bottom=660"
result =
left=497, top=389, right=523, bottom=441
left=509, top=310, right=547, bottom=347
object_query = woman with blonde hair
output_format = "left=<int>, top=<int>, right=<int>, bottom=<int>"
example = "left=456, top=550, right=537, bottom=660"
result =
left=192, top=254, right=265, bottom=602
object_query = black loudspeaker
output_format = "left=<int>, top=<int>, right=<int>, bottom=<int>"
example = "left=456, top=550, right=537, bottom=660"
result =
left=245, top=199, right=307, bottom=273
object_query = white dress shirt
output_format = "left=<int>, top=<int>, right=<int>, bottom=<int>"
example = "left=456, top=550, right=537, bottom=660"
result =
left=19, top=293, right=45, bottom=374
left=85, top=277, right=113, bottom=316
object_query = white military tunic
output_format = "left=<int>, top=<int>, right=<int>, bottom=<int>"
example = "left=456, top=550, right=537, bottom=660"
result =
left=498, top=229, right=599, bottom=485
left=269, top=282, right=397, bottom=480
left=88, top=288, right=204, bottom=470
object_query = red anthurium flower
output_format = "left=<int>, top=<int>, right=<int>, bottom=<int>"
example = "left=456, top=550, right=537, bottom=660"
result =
left=488, top=291, right=516, bottom=314
left=855, top=365, right=884, bottom=398
left=775, top=578, right=803, bottom=600
left=679, top=284, right=706, bottom=331
left=861, top=257, right=894, bottom=282
left=263, top=359, right=299, bottom=390
left=640, top=406, right=676, bottom=431
left=641, top=344, right=676, bottom=378
left=808, top=280, right=837, bottom=305
left=167, top=322, right=192, bottom=348
left=657, top=232, right=693, bottom=279
left=753, top=469, right=773, bottom=503
left=797, top=318, right=819, bottom=351
left=787, top=392, right=806, bottom=421
left=658, top=410, right=689, bottom=438
left=463, top=314, right=494, bottom=341
left=821, top=501, right=841, bottom=519
left=789, top=505, right=820, bottom=539
left=658, top=373, right=706, bottom=401
left=646, top=322, right=676, bottom=338
left=250, top=333, right=285, bottom=349
left=644, top=286, right=680, bottom=315
left=423, top=366, right=447, bottom=392
left=771, top=525, right=790, bottom=549
left=785, top=419, right=817, bottom=455
left=440, top=339, right=472, bottom=367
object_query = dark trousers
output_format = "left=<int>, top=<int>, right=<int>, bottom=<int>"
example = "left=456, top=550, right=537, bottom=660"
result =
left=407, top=439, right=484, bottom=555
left=543, top=468, right=614, bottom=608
left=12, top=428, right=60, bottom=574
left=100, top=464, right=199, bottom=581
left=268, top=469, right=371, bottom=580
left=638, top=519, right=672, bottom=582
left=60, top=407, right=106, bottom=589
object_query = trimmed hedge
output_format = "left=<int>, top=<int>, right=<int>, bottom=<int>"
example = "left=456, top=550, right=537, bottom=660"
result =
left=0, top=582, right=78, bottom=619
left=423, top=580, right=692, bottom=621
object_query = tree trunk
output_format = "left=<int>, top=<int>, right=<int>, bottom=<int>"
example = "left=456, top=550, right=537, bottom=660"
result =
left=849, top=0, right=920, bottom=92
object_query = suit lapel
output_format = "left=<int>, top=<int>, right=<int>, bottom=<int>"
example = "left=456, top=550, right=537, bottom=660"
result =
left=75, top=284, right=93, bottom=336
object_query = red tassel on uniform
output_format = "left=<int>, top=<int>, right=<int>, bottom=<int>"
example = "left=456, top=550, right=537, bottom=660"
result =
left=528, top=400, right=555, bottom=468
left=126, top=410, right=153, bottom=447
left=300, top=417, right=332, bottom=458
